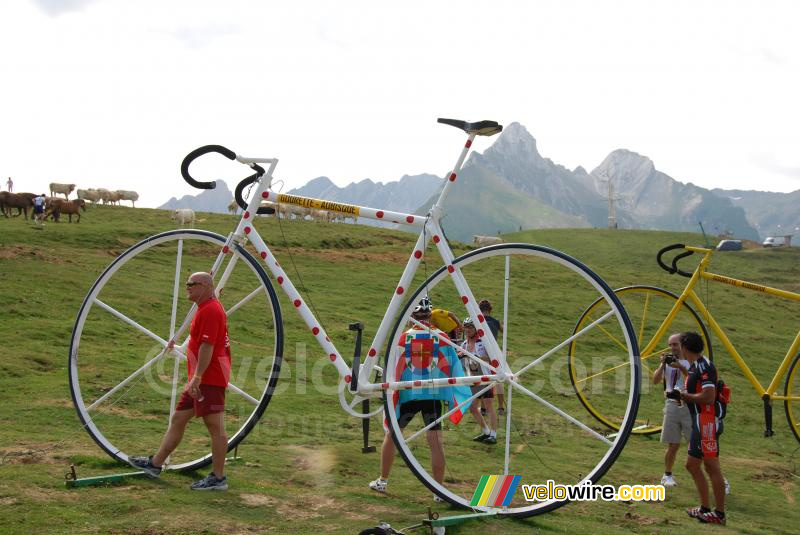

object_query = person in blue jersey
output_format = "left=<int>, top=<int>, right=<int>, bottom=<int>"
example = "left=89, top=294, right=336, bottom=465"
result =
left=369, top=298, right=471, bottom=499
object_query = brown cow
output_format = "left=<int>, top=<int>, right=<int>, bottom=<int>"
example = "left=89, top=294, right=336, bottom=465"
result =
left=2, top=192, right=36, bottom=219
left=47, top=198, right=86, bottom=223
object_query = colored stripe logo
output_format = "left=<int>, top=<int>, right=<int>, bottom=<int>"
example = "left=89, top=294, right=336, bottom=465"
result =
left=470, top=475, right=521, bottom=507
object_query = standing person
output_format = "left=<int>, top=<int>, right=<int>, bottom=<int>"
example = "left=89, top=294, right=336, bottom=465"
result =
left=652, top=333, right=691, bottom=486
left=32, top=193, right=46, bottom=228
left=129, top=272, right=232, bottom=491
left=478, top=299, right=505, bottom=414
left=6, top=177, right=12, bottom=192
left=460, top=317, right=498, bottom=444
left=670, top=331, right=726, bottom=524
left=369, top=298, right=471, bottom=500
left=427, top=298, right=463, bottom=341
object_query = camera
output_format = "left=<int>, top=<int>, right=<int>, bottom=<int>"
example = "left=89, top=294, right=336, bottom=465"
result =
left=663, top=354, right=676, bottom=365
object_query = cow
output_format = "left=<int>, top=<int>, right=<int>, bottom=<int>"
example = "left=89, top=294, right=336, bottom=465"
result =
left=49, top=183, right=76, bottom=199
left=473, top=235, right=503, bottom=247
left=116, top=190, right=139, bottom=207
left=77, top=189, right=101, bottom=204
left=228, top=199, right=239, bottom=214
left=171, top=208, right=196, bottom=227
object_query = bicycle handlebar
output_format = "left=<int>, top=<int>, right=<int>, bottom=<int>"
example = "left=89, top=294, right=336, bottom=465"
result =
left=181, top=145, right=272, bottom=215
left=181, top=145, right=237, bottom=189
left=656, top=243, right=694, bottom=277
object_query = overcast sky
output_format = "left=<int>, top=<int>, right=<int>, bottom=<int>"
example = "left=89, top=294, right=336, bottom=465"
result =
left=2, top=0, right=798, bottom=207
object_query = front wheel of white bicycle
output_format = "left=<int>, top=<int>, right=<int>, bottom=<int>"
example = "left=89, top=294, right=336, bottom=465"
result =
left=69, top=230, right=283, bottom=472
left=383, top=243, right=640, bottom=518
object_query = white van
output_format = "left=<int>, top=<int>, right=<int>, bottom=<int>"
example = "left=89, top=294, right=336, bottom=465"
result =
left=762, top=236, right=787, bottom=247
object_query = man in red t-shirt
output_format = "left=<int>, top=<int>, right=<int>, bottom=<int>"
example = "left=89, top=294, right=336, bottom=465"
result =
left=128, top=272, right=231, bottom=491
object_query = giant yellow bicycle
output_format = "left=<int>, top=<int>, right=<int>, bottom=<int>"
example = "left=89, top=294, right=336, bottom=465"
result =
left=568, top=243, right=800, bottom=441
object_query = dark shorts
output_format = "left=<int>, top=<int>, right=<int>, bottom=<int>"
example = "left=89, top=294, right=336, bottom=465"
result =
left=177, top=384, right=226, bottom=417
left=470, top=385, right=494, bottom=399
left=397, top=399, right=443, bottom=430
left=688, top=411, right=721, bottom=459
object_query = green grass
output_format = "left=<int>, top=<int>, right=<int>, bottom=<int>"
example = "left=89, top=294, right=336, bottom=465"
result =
left=0, top=206, right=799, bottom=534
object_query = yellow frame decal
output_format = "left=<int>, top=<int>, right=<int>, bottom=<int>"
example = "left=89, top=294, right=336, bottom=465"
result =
left=277, top=193, right=361, bottom=216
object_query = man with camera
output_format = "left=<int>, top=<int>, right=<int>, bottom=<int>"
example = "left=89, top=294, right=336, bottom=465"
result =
left=653, top=333, right=692, bottom=487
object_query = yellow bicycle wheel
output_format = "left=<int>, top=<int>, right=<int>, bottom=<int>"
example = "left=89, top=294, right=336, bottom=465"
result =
left=783, top=352, right=800, bottom=443
left=568, top=285, right=712, bottom=435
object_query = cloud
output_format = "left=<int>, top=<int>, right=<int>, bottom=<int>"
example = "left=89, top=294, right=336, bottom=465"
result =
left=31, top=0, right=98, bottom=16
left=752, top=153, right=800, bottom=183
left=160, top=23, right=240, bottom=48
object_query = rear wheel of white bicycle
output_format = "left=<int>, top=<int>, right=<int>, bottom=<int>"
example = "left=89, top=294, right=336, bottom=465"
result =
left=383, top=243, right=640, bottom=517
left=69, top=230, right=283, bottom=471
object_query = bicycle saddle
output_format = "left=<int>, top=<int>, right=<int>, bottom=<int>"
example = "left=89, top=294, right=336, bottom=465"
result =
left=437, top=118, right=503, bottom=136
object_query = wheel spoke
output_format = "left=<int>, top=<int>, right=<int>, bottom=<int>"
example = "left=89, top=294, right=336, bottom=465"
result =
left=404, top=383, right=495, bottom=443
left=169, top=239, right=184, bottom=338
left=226, top=285, right=266, bottom=317
left=87, top=350, right=167, bottom=411
left=516, top=309, right=615, bottom=377
left=227, top=381, right=259, bottom=406
left=93, top=298, right=167, bottom=346
left=510, top=381, right=612, bottom=445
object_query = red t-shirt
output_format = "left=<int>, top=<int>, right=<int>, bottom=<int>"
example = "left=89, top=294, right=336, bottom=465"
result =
left=187, top=298, right=231, bottom=387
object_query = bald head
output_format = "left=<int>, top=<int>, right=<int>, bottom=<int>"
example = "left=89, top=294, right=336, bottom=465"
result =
left=186, top=272, right=215, bottom=304
left=667, top=333, right=681, bottom=355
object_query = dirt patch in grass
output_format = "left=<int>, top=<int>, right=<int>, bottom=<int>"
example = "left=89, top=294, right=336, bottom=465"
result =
left=240, top=493, right=277, bottom=507
left=0, top=245, right=68, bottom=264
left=286, top=445, right=336, bottom=488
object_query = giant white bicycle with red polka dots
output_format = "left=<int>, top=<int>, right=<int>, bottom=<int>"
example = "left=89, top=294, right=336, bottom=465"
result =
left=69, top=119, right=640, bottom=517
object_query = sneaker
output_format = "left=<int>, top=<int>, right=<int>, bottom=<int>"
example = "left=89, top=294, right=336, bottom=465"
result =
left=190, top=473, right=228, bottom=491
left=687, top=505, right=710, bottom=519
left=369, top=477, right=388, bottom=493
left=661, top=474, right=677, bottom=486
left=724, top=478, right=730, bottom=495
left=433, top=493, right=444, bottom=503
left=699, top=511, right=726, bottom=525
left=497, top=407, right=505, bottom=416
left=127, top=455, right=162, bottom=478
left=472, top=433, right=490, bottom=442
left=483, top=436, right=497, bottom=445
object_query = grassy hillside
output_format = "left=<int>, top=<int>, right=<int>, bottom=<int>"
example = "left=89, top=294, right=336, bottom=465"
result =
left=0, top=206, right=798, bottom=534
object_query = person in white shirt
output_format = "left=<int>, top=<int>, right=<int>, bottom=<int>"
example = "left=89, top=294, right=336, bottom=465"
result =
left=652, top=333, right=691, bottom=487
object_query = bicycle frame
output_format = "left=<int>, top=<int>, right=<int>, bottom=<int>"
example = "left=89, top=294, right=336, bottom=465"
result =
left=179, top=132, right=511, bottom=414
left=643, top=246, right=800, bottom=403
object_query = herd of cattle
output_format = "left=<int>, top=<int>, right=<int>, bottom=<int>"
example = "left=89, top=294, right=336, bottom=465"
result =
left=1, top=185, right=503, bottom=245
left=0, top=183, right=140, bottom=223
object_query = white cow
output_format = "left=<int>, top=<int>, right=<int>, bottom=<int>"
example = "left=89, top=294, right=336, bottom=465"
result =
left=77, top=189, right=101, bottom=204
left=49, top=182, right=76, bottom=199
left=171, top=208, right=196, bottom=227
left=116, top=190, right=139, bottom=207
left=473, top=235, right=503, bottom=247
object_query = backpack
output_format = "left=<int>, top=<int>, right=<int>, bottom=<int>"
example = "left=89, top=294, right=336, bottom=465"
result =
left=715, top=379, right=731, bottom=420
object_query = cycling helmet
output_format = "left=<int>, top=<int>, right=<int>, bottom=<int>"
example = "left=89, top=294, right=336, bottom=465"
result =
left=413, top=296, right=433, bottom=315
left=463, top=316, right=474, bottom=327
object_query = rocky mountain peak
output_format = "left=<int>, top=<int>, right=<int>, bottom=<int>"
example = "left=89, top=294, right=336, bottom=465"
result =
left=483, top=122, right=542, bottom=162
left=592, top=149, right=655, bottom=182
